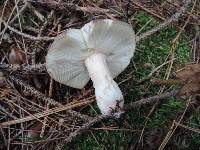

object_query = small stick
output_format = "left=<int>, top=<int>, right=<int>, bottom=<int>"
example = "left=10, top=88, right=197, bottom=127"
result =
left=136, top=0, right=191, bottom=42
left=9, top=75, right=60, bottom=106
left=40, top=78, right=54, bottom=138
left=8, top=76, right=93, bottom=121
left=56, top=90, right=179, bottom=147
left=150, top=78, right=182, bottom=85
left=0, top=63, right=46, bottom=74
left=9, top=2, right=30, bottom=25
left=158, top=96, right=192, bottom=150
left=138, top=59, right=175, bottom=83
left=131, top=1, right=165, bottom=21
left=0, top=99, right=94, bottom=127
left=124, top=90, right=179, bottom=110
left=2, top=21, right=55, bottom=41
left=56, top=115, right=109, bottom=149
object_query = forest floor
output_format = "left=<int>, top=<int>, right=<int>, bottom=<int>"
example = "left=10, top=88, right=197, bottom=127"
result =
left=0, top=0, right=200, bottom=150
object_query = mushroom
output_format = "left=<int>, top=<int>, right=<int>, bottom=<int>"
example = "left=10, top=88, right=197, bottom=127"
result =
left=46, top=19, right=136, bottom=116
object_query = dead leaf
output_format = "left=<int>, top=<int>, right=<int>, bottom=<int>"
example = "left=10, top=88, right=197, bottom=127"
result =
left=27, top=122, right=43, bottom=138
left=9, top=45, right=26, bottom=64
left=176, top=63, right=200, bottom=97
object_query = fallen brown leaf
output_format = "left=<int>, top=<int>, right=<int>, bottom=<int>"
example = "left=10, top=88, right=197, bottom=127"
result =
left=176, top=63, right=200, bottom=97
left=27, top=122, right=43, bottom=138
left=9, top=45, right=26, bottom=64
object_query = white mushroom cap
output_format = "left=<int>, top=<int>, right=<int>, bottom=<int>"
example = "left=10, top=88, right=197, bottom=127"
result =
left=46, top=19, right=136, bottom=89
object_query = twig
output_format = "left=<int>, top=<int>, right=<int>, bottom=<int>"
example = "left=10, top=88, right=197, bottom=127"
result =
left=150, top=78, right=182, bottom=85
left=136, top=0, right=191, bottom=42
left=56, top=115, right=109, bottom=149
left=0, top=99, right=94, bottom=127
left=159, top=0, right=196, bottom=94
left=0, top=0, right=9, bottom=32
left=2, top=21, right=55, bottom=41
left=138, top=59, right=176, bottom=83
left=9, top=75, right=60, bottom=105
left=174, top=122, right=200, bottom=134
left=9, top=2, right=30, bottom=25
left=8, top=76, right=93, bottom=121
left=137, top=5, right=193, bottom=141
left=76, top=6, right=109, bottom=13
left=158, top=96, right=192, bottom=150
left=55, top=90, right=179, bottom=147
left=40, top=78, right=54, bottom=137
left=131, top=1, right=165, bottom=21
left=28, top=0, right=109, bottom=14
left=0, top=0, right=20, bottom=44
left=158, top=1, right=197, bottom=149
left=124, top=90, right=179, bottom=110
left=0, top=63, right=46, bottom=74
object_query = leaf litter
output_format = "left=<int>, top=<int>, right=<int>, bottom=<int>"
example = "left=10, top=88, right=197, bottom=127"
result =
left=176, top=63, right=200, bottom=97
left=0, top=0, right=200, bottom=149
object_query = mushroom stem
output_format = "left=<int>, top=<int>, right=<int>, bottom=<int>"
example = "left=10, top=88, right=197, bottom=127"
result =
left=85, top=53, right=124, bottom=116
